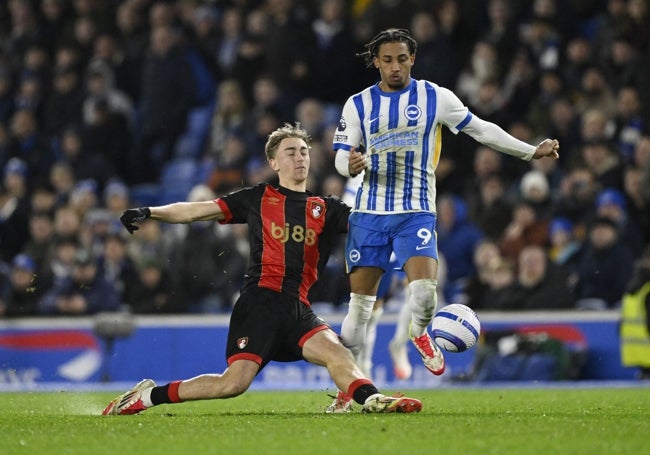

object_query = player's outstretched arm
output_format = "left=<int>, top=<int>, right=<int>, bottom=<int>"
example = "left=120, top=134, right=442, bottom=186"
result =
left=120, top=201, right=223, bottom=234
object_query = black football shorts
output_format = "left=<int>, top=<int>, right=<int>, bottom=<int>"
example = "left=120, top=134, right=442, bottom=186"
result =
left=225, top=287, right=331, bottom=369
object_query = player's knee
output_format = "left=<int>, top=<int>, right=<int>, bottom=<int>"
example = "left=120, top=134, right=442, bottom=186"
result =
left=348, top=293, right=376, bottom=321
left=218, top=378, right=251, bottom=398
left=409, top=279, right=438, bottom=309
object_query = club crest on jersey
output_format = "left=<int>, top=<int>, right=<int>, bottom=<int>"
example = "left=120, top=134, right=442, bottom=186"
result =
left=338, top=116, right=347, bottom=131
left=237, top=337, right=248, bottom=349
left=405, top=105, right=422, bottom=121
left=349, top=249, right=361, bottom=263
left=310, top=201, right=324, bottom=218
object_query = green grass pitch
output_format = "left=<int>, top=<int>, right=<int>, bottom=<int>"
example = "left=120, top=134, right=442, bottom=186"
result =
left=1, top=386, right=649, bottom=454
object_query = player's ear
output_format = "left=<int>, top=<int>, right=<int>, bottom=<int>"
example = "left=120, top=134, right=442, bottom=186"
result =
left=268, top=157, right=280, bottom=172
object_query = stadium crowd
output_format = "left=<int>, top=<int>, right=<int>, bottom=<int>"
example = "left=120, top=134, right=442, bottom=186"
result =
left=1, top=0, right=650, bottom=316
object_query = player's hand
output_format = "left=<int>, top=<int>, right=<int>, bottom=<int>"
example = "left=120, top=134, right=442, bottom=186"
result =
left=533, top=139, right=560, bottom=160
left=348, top=148, right=367, bottom=177
left=120, top=207, right=151, bottom=234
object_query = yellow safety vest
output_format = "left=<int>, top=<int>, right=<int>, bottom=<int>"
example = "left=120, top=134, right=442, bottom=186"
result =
left=620, top=282, right=650, bottom=367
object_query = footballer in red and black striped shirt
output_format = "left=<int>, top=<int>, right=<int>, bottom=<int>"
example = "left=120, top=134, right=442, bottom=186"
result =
left=108, top=123, right=423, bottom=415
left=216, top=182, right=349, bottom=306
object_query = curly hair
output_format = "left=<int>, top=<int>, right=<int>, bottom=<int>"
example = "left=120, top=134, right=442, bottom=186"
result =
left=357, top=28, right=418, bottom=67
left=264, top=122, right=312, bottom=160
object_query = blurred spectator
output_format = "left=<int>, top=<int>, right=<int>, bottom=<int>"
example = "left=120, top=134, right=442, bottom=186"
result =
left=519, top=14, right=561, bottom=71
left=462, top=238, right=503, bottom=309
left=263, top=0, right=317, bottom=109
left=4, top=0, right=46, bottom=70
left=518, top=169, right=553, bottom=220
left=562, top=36, right=594, bottom=94
left=467, top=172, right=512, bottom=241
left=39, top=0, right=71, bottom=54
left=627, top=0, right=650, bottom=50
left=208, top=79, right=248, bottom=161
left=546, top=97, right=582, bottom=166
left=52, top=204, right=82, bottom=240
left=526, top=70, right=566, bottom=138
left=59, top=125, right=114, bottom=187
left=0, top=253, right=44, bottom=316
left=501, top=47, right=538, bottom=120
left=612, top=85, right=645, bottom=164
left=474, top=256, right=517, bottom=310
left=499, top=200, right=550, bottom=262
left=91, top=32, right=139, bottom=105
left=47, top=235, right=78, bottom=284
left=601, top=35, right=642, bottom=93
left=456, top=40, right=500, bottom=105
left=294, top=97, right=327, bottom=140
left=623, top=166, right=650, bottom=244
left=21, top=209, right=56, bottom=285
left=97, top=229, right=139, bottom=305
left=81, top=96, right=132, bottom=177
left=595, top=188, right=645, bottom=258
left=229, top=8, right=268, bottom=105
left=103, top=179, right=130, bottom=219
left=126, top=256, right=182, bottom=314
left=48, top=161, right=75, bottom=206
left=465, top=146, right=503, bottom=195
left=208, top=129, right=248, bottom=193
left=311, top=0, right=360, bottom=104
left=135, top=25, right=196, bottom=183
left=39, top=248, right=121, bottom=315
left=0, top=158, right=30, bottom=261
left=575, top=66, right=618, bottom=117
left=487, top=244, right=575, bottom=310
left=6, top=108, right=54, bottom=188
left=410, top=10, right=457, bottom=89
left=436, top=194, right=485, bottom=303
left=215, top=7, right=244, bottom=78
left=20, top=44, right=51, bottom=92
left=168, top=184, right=247, bottom=313
left=548, top=217, right=582, bottom=272
left=573, top=216, right=635, bottom=309
left=68, top=178, right=99, bottom=221
left=579, top=108, right=613, bottom=146
left=114, top=1, right=148, bottom=102
left=82, top=60, right=135, bottom=130
left=68, top=15, right=98, bottom=65
left=42, top=65, right=85, bottom=138
left=0, top=66, right=16, bottom=123
left=580, top=139, right=624, bottom=190
left=481, top=0, right=520, bottom=72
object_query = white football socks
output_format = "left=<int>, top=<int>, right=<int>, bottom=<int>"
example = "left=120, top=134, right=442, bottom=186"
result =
left=408, top=279, right=438, bottom=337
left=340, top=293, right=376, bottom=358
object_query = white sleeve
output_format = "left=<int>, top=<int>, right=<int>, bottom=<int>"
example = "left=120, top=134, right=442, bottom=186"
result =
left=461, top=115, right=536, bottom=161
left=435, top=85, right=536, bottom=161
left=335, top=149, right=351, bottom=177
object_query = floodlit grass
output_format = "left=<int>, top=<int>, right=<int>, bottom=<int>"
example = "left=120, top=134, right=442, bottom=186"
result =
left=1, top=387, right=649, bottom=454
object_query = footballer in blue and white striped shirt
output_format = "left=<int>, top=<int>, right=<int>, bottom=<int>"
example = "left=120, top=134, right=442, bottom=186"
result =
left=330, top=29, right=559, bottom=400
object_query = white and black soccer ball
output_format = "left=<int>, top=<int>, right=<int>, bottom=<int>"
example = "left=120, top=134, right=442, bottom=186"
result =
left=431, top=304, right=481, bottom=352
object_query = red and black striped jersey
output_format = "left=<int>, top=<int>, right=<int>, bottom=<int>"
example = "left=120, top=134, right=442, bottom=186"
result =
left=216, top=183, right=350, bottom=306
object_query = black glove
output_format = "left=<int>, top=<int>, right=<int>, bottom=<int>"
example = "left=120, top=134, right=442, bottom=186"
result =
left=120, top=207, right=151, bottom=234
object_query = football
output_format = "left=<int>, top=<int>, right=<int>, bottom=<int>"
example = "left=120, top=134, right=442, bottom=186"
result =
left=431, top=304, right=481, bottom=352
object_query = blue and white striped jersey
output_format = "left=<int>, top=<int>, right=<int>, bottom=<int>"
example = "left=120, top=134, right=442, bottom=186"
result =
left=333, top=79, right=535, bottom=214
